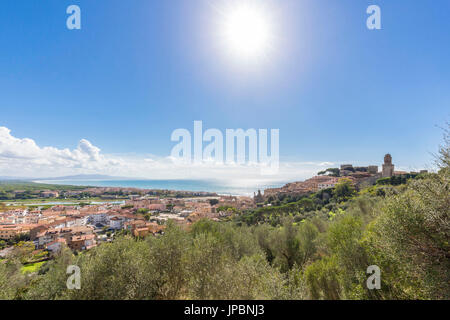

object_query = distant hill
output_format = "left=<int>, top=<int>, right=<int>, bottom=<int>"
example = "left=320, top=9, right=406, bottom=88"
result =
left=0, top=176, right=32, bottom=181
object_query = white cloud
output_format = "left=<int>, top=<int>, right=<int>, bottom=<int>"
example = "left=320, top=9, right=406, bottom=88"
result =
left=0, top=126, right=333, bottom=183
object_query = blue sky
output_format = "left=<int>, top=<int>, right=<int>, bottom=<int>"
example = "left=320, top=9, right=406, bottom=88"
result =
left=0, top=0, right=449, bottom=180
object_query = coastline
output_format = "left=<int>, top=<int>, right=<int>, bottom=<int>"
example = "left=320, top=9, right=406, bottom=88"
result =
left=32, top=179, right=286, bottom=197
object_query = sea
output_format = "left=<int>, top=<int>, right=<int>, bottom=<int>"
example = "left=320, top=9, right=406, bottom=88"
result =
left=34, top=179, right=285, bottom=196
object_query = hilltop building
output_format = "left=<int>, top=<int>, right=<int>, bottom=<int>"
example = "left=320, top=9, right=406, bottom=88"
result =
left=382, top=154, right=395, bottom=178
left=253, top=190, right=264, bottom=204
left=368, top=166, right=379, bottom=174
left=261, top=154, right=406, bottom=199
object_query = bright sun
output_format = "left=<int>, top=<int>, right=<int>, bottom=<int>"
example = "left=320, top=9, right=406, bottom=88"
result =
left=221, top=2, right=274, bottom=61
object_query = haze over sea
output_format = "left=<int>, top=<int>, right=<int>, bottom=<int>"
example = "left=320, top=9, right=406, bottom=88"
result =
left=34, top=179, right=285, bottom=196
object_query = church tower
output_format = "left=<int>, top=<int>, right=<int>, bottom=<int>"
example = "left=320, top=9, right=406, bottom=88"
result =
left=382, top=154, right=395, bottom=178
left=254, top=190, right=264, bottom=204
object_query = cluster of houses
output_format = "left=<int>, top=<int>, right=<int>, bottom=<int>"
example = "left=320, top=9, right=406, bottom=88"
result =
left=258, top=175, right=359, bottom=201
left=0, top=204, right=163, bottom=253
left=0, top=194, right=255, bottom=254
left=6, top=186, right=220, bottom=202
left=259, top=155, right=428, bottom=201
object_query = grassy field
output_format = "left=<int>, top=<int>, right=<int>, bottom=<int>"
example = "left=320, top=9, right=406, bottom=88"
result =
left=0, top=181, right=87, bottom=192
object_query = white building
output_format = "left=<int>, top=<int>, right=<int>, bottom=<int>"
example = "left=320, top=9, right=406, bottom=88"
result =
left=108, top=216, right=124, bottom=230
left=318, top=178, right=339, bottom=190
left=88, top=212, right=108, bottom=225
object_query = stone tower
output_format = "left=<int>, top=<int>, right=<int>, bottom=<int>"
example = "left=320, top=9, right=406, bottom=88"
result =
left=382, top=154, right=394, bottom=178
left=254, top=190, right=264, bottom=204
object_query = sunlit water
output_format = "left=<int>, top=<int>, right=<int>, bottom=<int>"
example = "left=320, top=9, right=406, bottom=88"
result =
left=34, top=179, right=285, bottom=196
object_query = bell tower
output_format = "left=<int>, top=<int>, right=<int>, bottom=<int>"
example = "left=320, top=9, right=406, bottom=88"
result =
left=254, top=190, right=264, bottom=204
left=382, top=154, right=394, bottom=178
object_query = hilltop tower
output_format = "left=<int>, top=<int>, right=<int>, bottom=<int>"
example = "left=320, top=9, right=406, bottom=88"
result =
left=254, top=190, right=264, bottom=204
left=382, top=154, right=395, bottom=178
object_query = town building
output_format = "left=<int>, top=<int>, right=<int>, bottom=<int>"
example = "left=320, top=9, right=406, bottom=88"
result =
left=382, top=154, right=395, bottom=178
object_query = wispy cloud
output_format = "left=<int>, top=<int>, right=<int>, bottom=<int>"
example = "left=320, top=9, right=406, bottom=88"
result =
left=0, top=127, right=333, bottom=183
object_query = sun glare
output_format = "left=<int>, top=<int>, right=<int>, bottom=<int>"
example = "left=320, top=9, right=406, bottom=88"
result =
left=221, top=2, right=274, bottom=62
